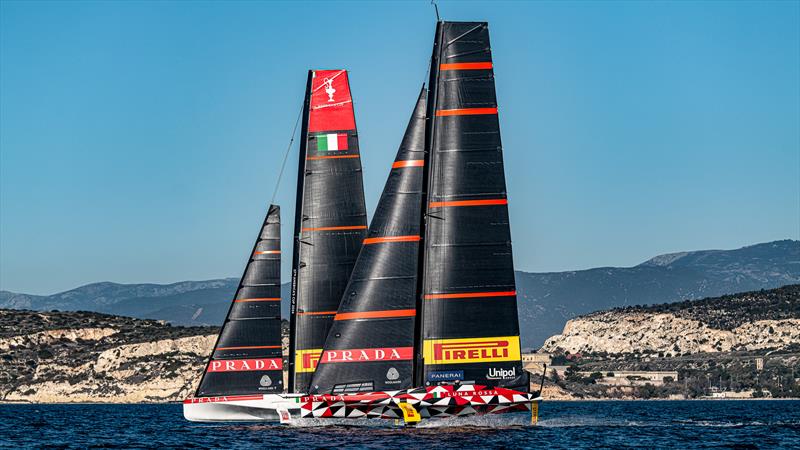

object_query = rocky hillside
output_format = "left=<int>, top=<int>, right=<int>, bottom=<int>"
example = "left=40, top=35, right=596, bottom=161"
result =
left=543, top=284, right=800, bottom=355
left=2, top=240, right=798, bottom=347
left=0, top=309, right=218, bottom=403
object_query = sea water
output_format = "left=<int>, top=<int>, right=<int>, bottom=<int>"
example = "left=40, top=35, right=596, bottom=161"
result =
left=1, top=401, right=798, bottom=449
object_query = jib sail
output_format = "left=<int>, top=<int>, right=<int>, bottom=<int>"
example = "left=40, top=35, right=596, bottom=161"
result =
left=196, top=204, right=283, bottom=396
left=309, top=88, right=427, bottom=394
left=419, top=22, right=528, bottom=390
left=289, top=70, right=368, bottom=392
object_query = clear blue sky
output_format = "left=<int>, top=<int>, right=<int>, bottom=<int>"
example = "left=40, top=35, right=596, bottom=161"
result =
left=1, top=1, right=798, bottom=294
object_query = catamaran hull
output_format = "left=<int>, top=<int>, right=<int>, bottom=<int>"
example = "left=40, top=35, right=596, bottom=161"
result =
left=183, top=394, right=302, bottom=422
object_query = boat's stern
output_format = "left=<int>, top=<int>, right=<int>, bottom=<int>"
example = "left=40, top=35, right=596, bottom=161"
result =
left=183, top=394, right=302, bottom=422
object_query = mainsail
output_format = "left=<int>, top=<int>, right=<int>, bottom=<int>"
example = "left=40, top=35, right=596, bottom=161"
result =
left=289, top=70, right=368, bottom=392
left=419, top=22, right=528, bottom=390
left=309, top=88, right=427, bottom=394
left=195, top=204, right=283, bottom=396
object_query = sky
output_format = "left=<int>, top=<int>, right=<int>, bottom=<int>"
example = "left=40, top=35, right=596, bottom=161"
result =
left=1, top=1, right=798, bottom=295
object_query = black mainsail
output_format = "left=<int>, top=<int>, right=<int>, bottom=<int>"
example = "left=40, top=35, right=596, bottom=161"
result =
left=195, top=204, right=283, bottom=396
left=307, top=21, right=527, bottom=395
left=289, top=70, right=369, bottom=392
left=419, top=21, right=527, bottom=390
left=309, top=88, right=427, bottom=394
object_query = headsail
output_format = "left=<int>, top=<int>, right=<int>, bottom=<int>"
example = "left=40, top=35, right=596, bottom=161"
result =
left=196, top=205, right=283, bottom=396
left=419, top=22, right=528, bottom=390
left=289, top=70, right=368, bottom=392
left=309, top=88, right=427, bottom=394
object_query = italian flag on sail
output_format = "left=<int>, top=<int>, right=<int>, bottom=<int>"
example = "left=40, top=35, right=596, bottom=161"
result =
left=317, top=133, right=349, bottom=151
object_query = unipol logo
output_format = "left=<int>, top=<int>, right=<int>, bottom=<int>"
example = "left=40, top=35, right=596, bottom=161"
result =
left=321, top=347, right=413, bottom=364
left=208, top=358, right=282, bottom=372
left=434, top=340, right=509, bottom=361
left=324, top=78, right=336, bottom=102
left=487, top=367, right=516, bottom=380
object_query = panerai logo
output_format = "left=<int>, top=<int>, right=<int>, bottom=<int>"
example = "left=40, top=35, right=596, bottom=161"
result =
left=486, top=367, right=516, bottom=380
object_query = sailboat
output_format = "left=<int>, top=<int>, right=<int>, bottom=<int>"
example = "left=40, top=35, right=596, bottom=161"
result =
left=184, top=21, right=543, bottom=425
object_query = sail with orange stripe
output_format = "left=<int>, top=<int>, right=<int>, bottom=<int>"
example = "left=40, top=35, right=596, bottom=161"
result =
left=419, top=22, right=528, bottom=390
left=288, top=70, right=369, bottom=392
left=308, top=88, right=427, bottom=394
left=195, top=205, right=284, bottom=396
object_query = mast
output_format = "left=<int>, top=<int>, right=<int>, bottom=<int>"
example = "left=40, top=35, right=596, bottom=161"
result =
left=287, top=72, right=313, bottom=393
left=309, top=87, right=427, bottom=394
left=418, top=22, right=528, bottom=391
left=413, top=21, right=444, bottom=388
left=288, top=69, right=368, bottom=392
left=195, top=205, right=283, bottom=396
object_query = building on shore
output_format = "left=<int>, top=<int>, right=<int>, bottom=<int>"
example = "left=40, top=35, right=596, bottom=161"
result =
left=549, top=366, right=679, bottom=387
left=522, top=352, right=552, bottom=375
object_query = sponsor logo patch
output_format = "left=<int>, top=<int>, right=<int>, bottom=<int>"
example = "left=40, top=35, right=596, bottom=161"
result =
left=207, top=358, right=282, bottom=372
left=295, top=349, right=323, bottom=373
left=259, top=375, right=272, bottom=387
left=422, top=336, right=521, bottom=365
left=320, top=347, right=413, bottom=364
left=487, top=367, right=517, bottom=380
left=386, top=367, right=401, bottom=384
left=427, top=370, right=464, bottom=382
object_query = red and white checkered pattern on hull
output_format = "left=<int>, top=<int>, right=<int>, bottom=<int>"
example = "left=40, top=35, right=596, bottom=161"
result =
left=299, top=384, right=537, bottom=420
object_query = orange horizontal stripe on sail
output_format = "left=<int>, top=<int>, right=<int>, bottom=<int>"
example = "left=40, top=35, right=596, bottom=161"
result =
left=392, top=160, right=424, bottom=168
left=440, top=62, right=493, bottom=71
left=297, top=310, right=338, bottom=316
left=253, top=250, right=280, bottom=255
left=233, top=298, right=280, bottom=303
left=429, top=199, right=508, bottom=208
left=306, top=154, right=360, bottom=160
left=215, top=345, right=281, bottom=350
left=334, top=309, right=417, bottom=321
left=363, top=235, right=421, bottom=245
left=424, top=290, right=517, bottom=300
left=301, top=225, right=368, bottom=232
left=435, top=107, right=498, bottom=117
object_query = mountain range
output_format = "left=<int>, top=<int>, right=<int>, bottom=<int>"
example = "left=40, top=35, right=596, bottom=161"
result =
left=2, top=239, right=798, bottom=348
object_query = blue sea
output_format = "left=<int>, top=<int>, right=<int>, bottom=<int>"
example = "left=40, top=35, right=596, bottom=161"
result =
left=1, top=401, right=798, bottom=449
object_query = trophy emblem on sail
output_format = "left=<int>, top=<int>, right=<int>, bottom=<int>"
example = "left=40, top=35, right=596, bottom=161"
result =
left=324, top=77, right=336, bottom=102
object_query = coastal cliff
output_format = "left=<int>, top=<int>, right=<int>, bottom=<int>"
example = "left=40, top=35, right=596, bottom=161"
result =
left=0, top=309, right=217, bottom=403
left=543, top=285, right=800, bottom=355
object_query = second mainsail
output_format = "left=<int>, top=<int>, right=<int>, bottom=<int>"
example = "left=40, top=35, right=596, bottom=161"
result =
left=289, top=70, right=368, bottom=392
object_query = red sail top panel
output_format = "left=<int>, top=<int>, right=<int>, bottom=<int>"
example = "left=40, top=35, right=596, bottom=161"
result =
left=309, top=70, right=356, bottom=132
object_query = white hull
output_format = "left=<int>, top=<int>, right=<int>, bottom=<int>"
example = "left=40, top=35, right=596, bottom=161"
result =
left=183, top=394, right=303, bottom=422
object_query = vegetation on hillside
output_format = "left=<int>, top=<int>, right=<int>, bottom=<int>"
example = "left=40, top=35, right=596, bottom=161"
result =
left=590, top=284, right=800, bottom=330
